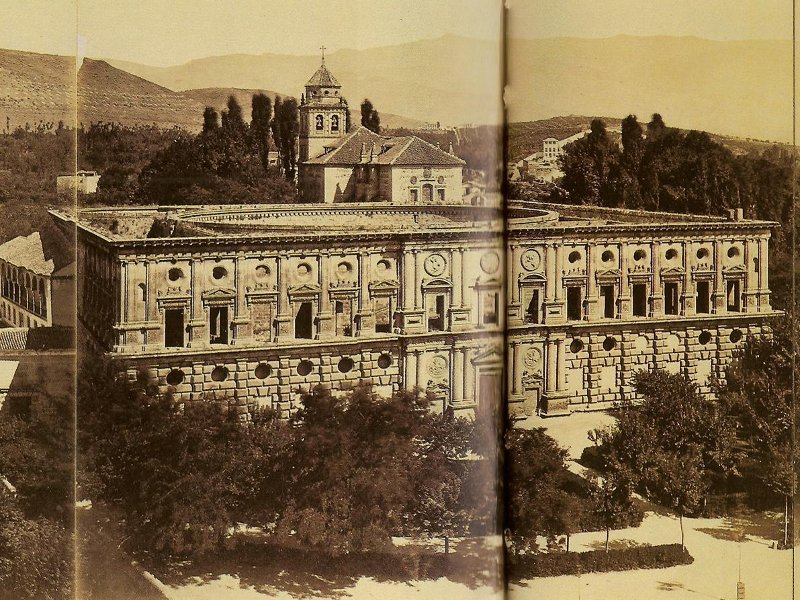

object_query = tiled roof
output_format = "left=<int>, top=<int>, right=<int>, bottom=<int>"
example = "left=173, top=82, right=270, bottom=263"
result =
left=0, top=232, right=55, bottom=276
left=0, top=327, right=74, bottom=351
left=304, top=126, right=465, bottom=167
left=306, top=63, right=340, bottom=87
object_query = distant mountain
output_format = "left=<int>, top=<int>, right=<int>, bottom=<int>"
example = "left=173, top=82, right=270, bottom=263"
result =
left=0, top=48, right=75, bottom=131
left=507, top=35, right=793, bottom=143
left=105, top=34, right=502, bottom=127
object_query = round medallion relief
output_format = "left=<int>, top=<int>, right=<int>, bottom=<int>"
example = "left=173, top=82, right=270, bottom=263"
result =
left=337, top=261, right=353, bottom=277
left=480, top=251, right=500, bottom=274
left=296, top=262, right=312, bottom=280
left=523, top=347, right=542, bottom=370
left=424, top=253, right=447, bottom=276
left=520, top=249, right=541, bottom=272
left=427, top=355, right=448, bottom=379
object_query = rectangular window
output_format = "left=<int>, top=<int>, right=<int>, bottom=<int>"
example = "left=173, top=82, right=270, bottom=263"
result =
left=295, top=301, right=314, bottom=339
left=664, top=282, right=679, bottom=315
left=209, top=306, right=229, bottom=344
left=600, top=284, right=615, bottom=318
left=524, top=288, right=540, bottom=324
left=374, top=296, right=392, bottom=333
left=410, top=189, right=418, bottom=203
left=632, top=284, right=647, bottom=317
left=437, top=188, right=445, bottom=202
left=483, top=291, right=499, bottom=325
left=566, top=286, right=582, bottom=321
left=164, top=309, right=184, bottom=348
left=696, top=281, right=710, bottom=314
left=727, top=280, right=741, bottom=312
left=428, top=294, right=446, bottom=331
left=334, top=300, right=353, bottom=336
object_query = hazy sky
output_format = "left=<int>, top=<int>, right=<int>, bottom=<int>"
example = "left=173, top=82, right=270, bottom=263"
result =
left=509, top=0, right=793, bottom=41
left=75, top=0, right=501, bottom=66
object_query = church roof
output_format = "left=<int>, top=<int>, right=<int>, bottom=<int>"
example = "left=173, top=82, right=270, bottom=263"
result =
left=0, top=232, right=55, bottom=276
left=306, top=62, right=340, bottom=87
left=304, top=126, right=465, bottom=167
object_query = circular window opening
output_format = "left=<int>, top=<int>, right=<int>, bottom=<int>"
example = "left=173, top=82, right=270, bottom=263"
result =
left=297, top=360, right=313, bottom=376
left=166, top=369, right=185, bottom=386
left=696, top=248, right=709, bottom=260
left=376, top=259, right=391, bottom=273
left=212, top=266, right=227, bottom=280
left=665, top=248, right=678, bottom=260
left=633, top=249, right=647, bottom=261
left=254, top=363, right=272, bottom=379
left=602, top=336, right=617, bottom=351
left=570, top=339, right=584, bottom=353
left=568, top=250, right=581, bottom=263
left=730, top=329, right=743, bottom=343
left=699, top=331, right=712, bottom=345
left=337, top=261, right=352, bottom=275
left=255, top=265, right=270, bottom=278
left=727, top=246, right=740, bottom=259
left=211, top=366, right=229, bottom=382
left=377, top=353, right=392, bottom=369
left=168, top=268, right=183, bottom=282
left=337, top=357, right=354, bottom=373
left=601, top=250, right=614, bottom=263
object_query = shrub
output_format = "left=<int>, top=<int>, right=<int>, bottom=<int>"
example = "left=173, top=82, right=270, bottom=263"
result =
left=508, top=543, right=693, bottom=579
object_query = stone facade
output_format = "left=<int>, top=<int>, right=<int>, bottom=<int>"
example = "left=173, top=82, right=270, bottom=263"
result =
left=53, top=198, right=778, bottom=420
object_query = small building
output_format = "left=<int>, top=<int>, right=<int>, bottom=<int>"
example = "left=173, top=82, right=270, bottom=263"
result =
left=0, top=232, right=75, bottom=328
left=56, top=170, right=101, bottom=194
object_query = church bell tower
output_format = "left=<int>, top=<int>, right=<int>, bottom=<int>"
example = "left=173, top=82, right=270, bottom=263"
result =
left=299, top=47, right=349, bottom=163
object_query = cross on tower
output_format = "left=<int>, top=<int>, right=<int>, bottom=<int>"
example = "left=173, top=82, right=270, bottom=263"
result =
left=320, top=45, right=326, bottom=63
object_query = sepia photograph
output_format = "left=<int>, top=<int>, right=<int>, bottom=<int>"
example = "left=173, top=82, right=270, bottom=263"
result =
left=0, top=0, right=796, bottom=599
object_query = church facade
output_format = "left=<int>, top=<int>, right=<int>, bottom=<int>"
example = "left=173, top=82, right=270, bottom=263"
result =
left=56, top=59, right=780, bottom=419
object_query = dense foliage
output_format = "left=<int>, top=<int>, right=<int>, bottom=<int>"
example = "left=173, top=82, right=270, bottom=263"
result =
left=79, top=365, right=497, bottom=558
left=591, top=369, right=741, bottom=546
left=0, top=368, right=74, bottom=599
left=717, top=315, right=798, bottom=546
left=505, top=427, right=640, bottom=554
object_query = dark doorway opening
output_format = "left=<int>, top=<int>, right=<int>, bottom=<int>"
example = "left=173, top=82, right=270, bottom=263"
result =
left=600, top=285, right=615, bottom=318
left=428, top=294, right=446, bottom=331
left=632, top=284, right=647, bottom=317
left=165, top=309, right=184, bottom=348
left=566, top=286, right=582, bottom=321
left=525, top=289, right=540, bottom=324
left=696, top=281, right=711, bottom=314
left=295, top=302, right=314, bottom=339
left=209, top=306, right=229, bottom=344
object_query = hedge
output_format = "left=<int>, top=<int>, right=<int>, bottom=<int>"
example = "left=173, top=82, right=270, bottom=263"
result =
left=508, top=543, right=693, bottom=579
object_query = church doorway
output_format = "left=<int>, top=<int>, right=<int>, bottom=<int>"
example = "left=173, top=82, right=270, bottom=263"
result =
left=422, top=184, right=433, bottom=203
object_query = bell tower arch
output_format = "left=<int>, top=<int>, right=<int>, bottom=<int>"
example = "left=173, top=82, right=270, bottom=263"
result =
left=299, top=47, right=349, bottom=163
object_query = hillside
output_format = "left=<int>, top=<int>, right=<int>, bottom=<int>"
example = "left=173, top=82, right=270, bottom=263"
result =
left=0, top=49, right=75, bottom=132
left=507, top=35, right=793, bottom=143
left=106, top=35, right=502, bottom=127
left=507, top=116, right=622, bottom=163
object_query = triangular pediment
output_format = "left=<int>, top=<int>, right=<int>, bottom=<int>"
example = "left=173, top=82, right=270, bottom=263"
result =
left=202, top=288, right=236, bottom=299
left=369, top=279, right=399, bottom=290
left=471, top=345, right=504, bottom=365
left=288, top=283, right=322, bottom=294
left=723, top=264, right=747, bottom=274
left=595, top=268, right=621, bottom=279
left=660, top=266, right=686, bottom=276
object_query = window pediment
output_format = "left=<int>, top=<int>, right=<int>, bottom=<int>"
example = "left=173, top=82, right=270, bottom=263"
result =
left=422, top=277, right=452, bottom=290
left=471, top=345, right=504, bottom=366
left=660, top=266, right=686, bottom=280
left=201, top=288, right=236, bottom=305
left=595, top=268, right=621, bottom=282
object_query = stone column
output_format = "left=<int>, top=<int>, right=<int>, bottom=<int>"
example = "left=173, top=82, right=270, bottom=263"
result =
left=405, top=350, right=417, bottom=394
left=233, top=255, right=248, bottom=344
left=464, top=348, right=475, bottom=405
left=556, top=337, right=566, bottom=391
left=681, top=241, right=694, bottom=315
left=452, top=249, right=463, bottom=306
left=650, top=241, right=662, bottom=316
left=585, top=242, right=597, bottom=320
left=758, top=237, right=770, bottom=310
left=403, top=250, right=415, bottom=310
left=414, top=251, right=423, bottom=309
left=544, top=244, right=555, bottom=302
left=712, top=241, right=725, bottom=313
left=317, top=252, right=333, bottom=338
left=453, top=348, right=465, bottom=404
left=460, top=247, right=469, bottom=308
left=356, top=251, right=374, bottom=334
left=414, top=350, right=423, bottom=391
left=554, top=243, right=564, bottom=302
left=545, top=338, right=557, bottom=393
left=275, top=254, right=292, bottom=339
